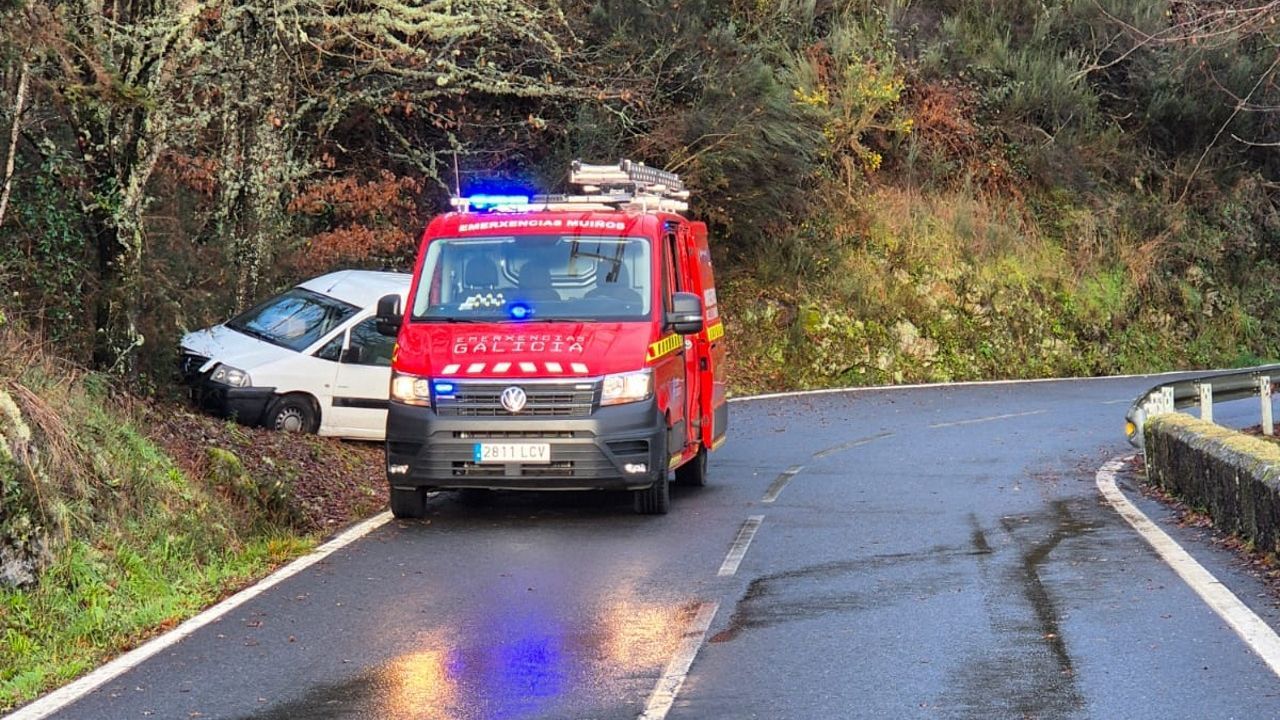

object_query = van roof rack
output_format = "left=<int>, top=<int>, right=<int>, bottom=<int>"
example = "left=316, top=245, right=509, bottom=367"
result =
left=450, top=159, right=690, bottom=214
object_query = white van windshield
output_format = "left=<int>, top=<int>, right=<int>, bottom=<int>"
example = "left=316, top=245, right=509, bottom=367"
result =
left=227, top=288, right=358, bottom=352
left=410, top=235, right=651, bottom=322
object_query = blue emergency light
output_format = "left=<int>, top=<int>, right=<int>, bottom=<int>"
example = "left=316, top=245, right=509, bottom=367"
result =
left=508, top=302, right=532, bottom=320
left=467, top=194, right=530, bottom=210
left=433, top=381, right=456, bottom=398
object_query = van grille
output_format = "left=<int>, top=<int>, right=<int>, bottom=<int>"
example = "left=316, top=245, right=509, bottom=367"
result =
left=435, top=382, right=596, bottom=417
left=179, top=352, right=210, bottom=382
left=452, top=430, right=579, bottom=439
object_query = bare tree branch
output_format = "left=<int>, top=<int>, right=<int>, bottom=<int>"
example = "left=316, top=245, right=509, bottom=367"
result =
left=1178, top=48, right=1280, bottom=204
left=0, top=59, right=30, bottom=230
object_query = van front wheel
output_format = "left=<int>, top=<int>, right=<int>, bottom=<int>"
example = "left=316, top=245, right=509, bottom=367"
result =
left=675, top=446, right=708, bottom=487
left=265, top=395, right=318, bottom=433
left=390, top=487, right=427, bottom=519
left=634, top=473, right=670, bottom=515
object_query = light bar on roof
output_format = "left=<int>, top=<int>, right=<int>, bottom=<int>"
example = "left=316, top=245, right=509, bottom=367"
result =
left=449, top=159, right=690, bottom=217
left=450, top=194, right=531, bottom=212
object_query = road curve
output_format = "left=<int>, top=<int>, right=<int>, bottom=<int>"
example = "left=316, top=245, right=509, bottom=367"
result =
left=19, top=376, right=1280, bottom=719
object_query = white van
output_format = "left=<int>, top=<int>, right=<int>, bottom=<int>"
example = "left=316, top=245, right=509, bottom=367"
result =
left=179, top=270, right=411, bottom=440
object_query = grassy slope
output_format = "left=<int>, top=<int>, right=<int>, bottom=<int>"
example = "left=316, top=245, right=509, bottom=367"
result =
left=0, top=343, right=385, bottom=711
left=716, top=5, right=1280, bottom=393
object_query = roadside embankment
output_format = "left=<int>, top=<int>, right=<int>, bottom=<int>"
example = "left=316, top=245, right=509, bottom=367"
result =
left=0, top=321, right=385, bottom=712
left=1144, top=414, right=1280, bottom=551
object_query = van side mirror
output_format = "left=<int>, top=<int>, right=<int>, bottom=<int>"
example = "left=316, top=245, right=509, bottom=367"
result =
left=667, top=292, right=704, bottom=335
left=376, top=294, right=402, bottom=337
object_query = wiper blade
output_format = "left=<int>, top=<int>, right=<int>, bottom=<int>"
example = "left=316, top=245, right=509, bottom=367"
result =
left=229, top=323, right=274, bottom=342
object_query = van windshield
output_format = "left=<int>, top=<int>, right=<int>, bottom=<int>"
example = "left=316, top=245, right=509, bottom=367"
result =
left=227, top=288, right=358, bottom=352
left=410, top=235, right=652, bottom=322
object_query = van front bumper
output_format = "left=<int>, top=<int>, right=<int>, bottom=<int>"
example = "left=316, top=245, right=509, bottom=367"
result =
left=385, top=399, right=665, bottom=491
left=192, top=380, right=276, bottom=426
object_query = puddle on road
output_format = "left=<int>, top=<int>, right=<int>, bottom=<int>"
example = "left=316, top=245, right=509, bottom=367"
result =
left=242, top=601, right=693, bottom=720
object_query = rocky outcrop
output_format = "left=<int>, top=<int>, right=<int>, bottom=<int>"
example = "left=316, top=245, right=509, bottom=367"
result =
left=0, top=387, right=51, bottom=588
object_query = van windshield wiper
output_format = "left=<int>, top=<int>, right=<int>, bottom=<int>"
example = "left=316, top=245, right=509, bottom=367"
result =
left=228, top=322, right=278, bottom=344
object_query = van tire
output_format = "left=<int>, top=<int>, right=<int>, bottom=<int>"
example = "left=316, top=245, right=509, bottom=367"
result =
left=635, top=473, right=670, bottom=515
left=635, top=429, right=670, bottom=515
left=265, top=394, right=319, bottom=434
left=675, top=445, right=708, bottom=487
left=390, top=487, right=427, bottom=519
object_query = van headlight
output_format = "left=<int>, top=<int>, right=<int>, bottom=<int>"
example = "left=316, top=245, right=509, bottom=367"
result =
left=391, top=370, right=432, bottom=406
left=601, top=369, right=652, bottom=406
left=209, top=364, right=252, bottom=388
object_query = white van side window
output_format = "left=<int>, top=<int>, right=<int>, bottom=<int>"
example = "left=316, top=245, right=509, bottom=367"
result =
left=347, top=318, right=395, bottom=366
left=315, top=334, right=343, bottom=362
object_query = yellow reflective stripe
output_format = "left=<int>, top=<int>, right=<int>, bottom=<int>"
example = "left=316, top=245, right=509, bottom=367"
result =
left=711, top=435, right=727, bottom=451
left=705, top=322, right=724, bottom=342
left=646, top=334, right=682, bottom=362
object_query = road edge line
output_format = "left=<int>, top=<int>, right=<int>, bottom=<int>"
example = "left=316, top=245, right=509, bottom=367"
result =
left=1095, top=456, right=1280, bottom=679
left=637, top=601, right=720, bottom=720
left=728, top=369, right=1196, bottom=404
left=4, top=511, right=394, bottom=720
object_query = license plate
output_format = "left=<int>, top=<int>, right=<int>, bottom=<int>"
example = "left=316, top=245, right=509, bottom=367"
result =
left=473, top=443, right=551, bottom=464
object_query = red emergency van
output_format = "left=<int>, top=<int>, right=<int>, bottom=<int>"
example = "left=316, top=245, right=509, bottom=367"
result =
left=375, top=161, right=727, bottom=516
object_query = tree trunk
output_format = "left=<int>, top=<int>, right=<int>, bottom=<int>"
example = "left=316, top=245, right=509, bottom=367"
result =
left=0, top=60, right=30, bottom=230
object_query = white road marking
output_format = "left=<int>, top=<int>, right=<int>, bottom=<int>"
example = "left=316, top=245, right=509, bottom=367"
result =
left=1096, top=456, right=1280, bottom=679
left=5, top=512, right=394, bottom=720
left=637, top=601, right=719, bottom=720
left=928, top=409, right=1047, bottom=429
left=812, top=431, right=895, bottom=459
left=1101, top=398, right=1132, bottom=405
left=727, top=369, right=1195, bottom=404
left=762, top=466, right=804, bottom=503
left=718, top=516, right=764, bottom=577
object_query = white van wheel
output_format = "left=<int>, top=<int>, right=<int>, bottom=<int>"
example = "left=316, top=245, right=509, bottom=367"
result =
left=265, top=395, right=319, bottom=433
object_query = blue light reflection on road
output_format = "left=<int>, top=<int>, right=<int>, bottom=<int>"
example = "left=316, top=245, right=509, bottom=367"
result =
left=383, top=598, right=683, bottom=719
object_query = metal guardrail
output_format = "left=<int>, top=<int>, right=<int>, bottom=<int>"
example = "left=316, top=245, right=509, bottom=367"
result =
left=1125, top=364, right=1280, bottom=448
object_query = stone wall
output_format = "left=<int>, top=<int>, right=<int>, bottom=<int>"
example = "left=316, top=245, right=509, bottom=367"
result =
left=1145, top=413, right=1280, bottom=551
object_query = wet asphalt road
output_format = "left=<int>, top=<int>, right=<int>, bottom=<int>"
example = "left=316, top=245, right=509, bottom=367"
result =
left=31, top=377, right=1280, bottom=719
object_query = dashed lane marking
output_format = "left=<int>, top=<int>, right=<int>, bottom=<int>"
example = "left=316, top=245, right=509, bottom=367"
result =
left=1096, top=455, right=1280, bottom=679
left=718, top=515, right=765, bottom=577
left=928, top=409, right=1047, bottom=429
left=812, top=431, right=895, bottom=459
left=762, top=466, right=804, bottom=503
left=637, top=601, right=720, bottom=720
left=5, top=512, right=394, bottom=720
